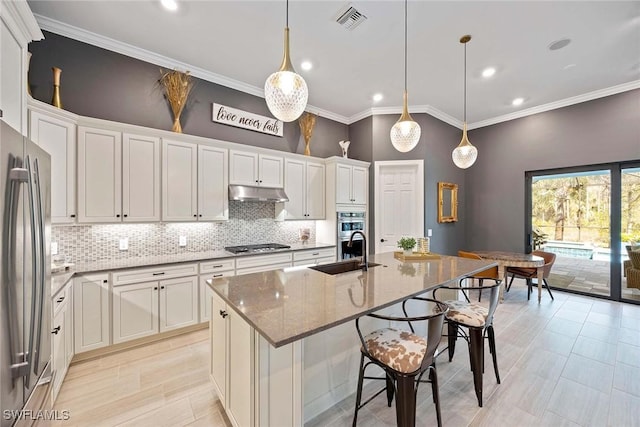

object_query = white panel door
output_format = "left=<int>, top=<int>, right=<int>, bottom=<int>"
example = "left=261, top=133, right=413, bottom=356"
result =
left=112, top=281, right=159, bottom=344
left=229, top=150, right=258, bottom=185
left=73, top=273, right=110, bottom=353
left=122, top=133, right=160, bottom=222
left=306, top=161, right=325, bottom=219
left=77, top=127, right=122, bottom=223
left=258, top=154, right=284, bottom=188
left=162, top=139, right=198, bottom=221
left=29, top=111, right=76, bottom=223
left=210, top=292, right=228, bottom=406
left=375, top=161, right=424, bottom=254
left=198, top=145, right=228, bottom=221
left=335, top=164, right=352, bottom=204
left=284, top=158, right=305, bottom=219
left=159, top=276, right=198, bottom=332
left=351, top=166, right=368, bottom=205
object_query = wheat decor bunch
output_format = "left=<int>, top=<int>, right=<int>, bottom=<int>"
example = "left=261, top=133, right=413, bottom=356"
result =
left=159, top=68, right=193, bottom=133
left=298, top=112, right=317, bottom=156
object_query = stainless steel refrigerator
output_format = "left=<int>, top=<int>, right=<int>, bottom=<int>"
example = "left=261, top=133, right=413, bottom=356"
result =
left=1, top=120, right=52, bottom=427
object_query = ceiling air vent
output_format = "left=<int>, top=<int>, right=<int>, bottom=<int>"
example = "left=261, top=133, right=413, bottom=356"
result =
left=335, top=5, right=367, bottom=31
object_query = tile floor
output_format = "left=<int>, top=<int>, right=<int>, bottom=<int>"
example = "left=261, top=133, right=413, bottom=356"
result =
left=53, top=280, right=640, bottom=426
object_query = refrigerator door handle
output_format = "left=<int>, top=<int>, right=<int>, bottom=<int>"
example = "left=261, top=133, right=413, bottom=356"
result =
left=32, top=158, right=46, bottom=376
left=24, top=156, right=39, bottom=388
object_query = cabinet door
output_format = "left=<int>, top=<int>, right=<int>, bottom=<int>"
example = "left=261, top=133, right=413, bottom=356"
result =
left=73, top=273, right=110, bottom=353
left=0, top=21, right=24, bottom=133
left=198, top=145, right=228, bottom=221
left=210, top=292, right=228, bottom=406
left=159, top=276, right=198, bottom=333
left=29, top=111, right=76, bottom=223
left=283, top=158, right=305, bottom=219
left=258, top=154, right=284, bottom=188
left=305, top=161, right=325, bottom=219
left=122, top=133, right=160, bottom=222
left=162, top=139, right=198, bottom=221
left=200, top=271, right=234, bottom=323
left=77, top=127, right=122, bottom=223
left=229, top=150, right=258, bottom=185
left=227, top=308, right=253, bottom=427
left=51, top=308, right=66, bottom=402
left=64, top=291, right=74, bottom=365
left=112, top=281, right=159, bottom=344
left=351, top=166, right=368, bottom=204
left=335, top=164, right=353, bottom=204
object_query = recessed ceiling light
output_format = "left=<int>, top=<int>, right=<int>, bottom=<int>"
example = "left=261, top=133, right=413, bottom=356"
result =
left=512, top=97, right=524, bottom=106
left=160, top=0, right=178, bottom=11
left=548, top=38, right=571, bottom=51
left=482, top=67, right=496, bottom=78
left=372, top=93, right=383, bottom=102
left=300, top=61, right=312, bottom=71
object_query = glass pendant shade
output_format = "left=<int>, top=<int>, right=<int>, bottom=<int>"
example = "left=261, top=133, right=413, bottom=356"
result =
left=390, top=92, right=421, bottom=152
left=265, top=27, right=308, bottom=122
left=452, top=123, right=477, bottom=169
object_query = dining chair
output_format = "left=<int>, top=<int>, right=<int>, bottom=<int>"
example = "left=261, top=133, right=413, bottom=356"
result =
left=432, top=280, right=501, bottom=407
left=457, top=250, right=501, bottom=302
left=505, top=250, right=556, bottom=300
left=352, top=298, right=448, bottom=427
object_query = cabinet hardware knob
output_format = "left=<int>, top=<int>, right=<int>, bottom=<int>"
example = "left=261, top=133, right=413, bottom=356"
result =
left=70, top=214, right=76, bottom=218
left=312, top=252, right=319, bottom=256
left=219, top=310, right=228, bottom=318
left=116, top=214, right=120, bottom=218
left=153, top=287, right=158, bottom=290
left=259, top=180, right=262, bottom=183
left=193, top=214, right=197, bottom=217
left=152, top=272, right=165, bottom=276
left=103, top=279, right=108, bottom=283
left=51, top=326, right=61, bottom=335
left=213, top=274, right=223, bottom=278
left=380, top=239, right=386, bottom=242
left=255, top=180, right=259, bottom=183
left=124, top=214, right=128, bottom=218
left=199, top=214, right=202, bottom=217
left=161, top=286, right=165, bottom=289
left=57, top=296, right=65, bottom=303
left=212, top=265, right=223, bottom=268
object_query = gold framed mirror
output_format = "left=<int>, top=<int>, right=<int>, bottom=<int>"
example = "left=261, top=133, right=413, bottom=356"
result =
left=438, top=182, right=458, bottom=223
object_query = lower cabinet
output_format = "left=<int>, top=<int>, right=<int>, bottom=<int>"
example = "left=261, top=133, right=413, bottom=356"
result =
left=113, top=275, right=198, bottom=344
left=74, top=273, right=110, bottom=354
left=51, top=281, right=73, bottom=403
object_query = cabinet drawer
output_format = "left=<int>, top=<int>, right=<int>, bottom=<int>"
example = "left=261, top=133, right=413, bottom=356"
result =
left=236, top=262, right=292, bottom=276
left=200, top=259, right=235, bottom=274
left=52, top=283, right=71, bottom=317
left=207, top=270, right=235, bottom=280
left=235, top=253, right=293, bottom=270
left=293, top=248, right=336, bottom=262
left=112, top=263, right=198, bottom=286
left=293, top=257, right=335, bottom=267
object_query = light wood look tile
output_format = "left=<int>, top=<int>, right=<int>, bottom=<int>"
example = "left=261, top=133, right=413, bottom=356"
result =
left=608, top=389, right=640, bottom=427
left=571, top=335, right=617, bottom=365
left=546, top=378, right=610, bottom=426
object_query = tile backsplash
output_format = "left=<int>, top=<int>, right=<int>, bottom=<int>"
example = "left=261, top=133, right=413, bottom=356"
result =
left=52, top=202, right=316, bottom=263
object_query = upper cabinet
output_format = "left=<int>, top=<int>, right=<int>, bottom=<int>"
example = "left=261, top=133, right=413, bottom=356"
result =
left=229, top=150, right=284, bottom=188
left=78, top=126, right=161, bottom=223
left=335, top=163, right=368, bottom=205
left=281, top=158, right=325, bottom=220
left=29, top=109, right=76, bottom=223
left=162, top=139, right=228, bottom=221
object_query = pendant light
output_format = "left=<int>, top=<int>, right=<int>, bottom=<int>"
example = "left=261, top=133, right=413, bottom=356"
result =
left=264, top=0, right=308, bottom=122
left=452, top=35, right=478, bottom=169
left=390, top=0, right=421, bottom=153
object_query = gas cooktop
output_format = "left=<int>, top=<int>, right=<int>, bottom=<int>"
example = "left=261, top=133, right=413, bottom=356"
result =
left=224, top=243, right=291, bottom=254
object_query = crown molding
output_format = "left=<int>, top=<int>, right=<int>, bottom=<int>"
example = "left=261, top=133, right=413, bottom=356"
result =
left=34, top=14, right=351, bottom=125
left=348, top=105, right=463, bottom=128
left=467, top=80, right=640, bottom=130
left=2, top=1, right=43, bottom=44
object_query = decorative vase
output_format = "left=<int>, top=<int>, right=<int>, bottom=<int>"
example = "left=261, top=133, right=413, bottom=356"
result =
left=172, top=117, right=182, bottom=133
left=298, top=112, right=317, bottom=156
left=339, top=140, right=350, bottom=158
left=51, top=67, right=62, bottom=109
left=403, top=249, right=413, bottom=256
left=417, top=237, right=430, bottom=253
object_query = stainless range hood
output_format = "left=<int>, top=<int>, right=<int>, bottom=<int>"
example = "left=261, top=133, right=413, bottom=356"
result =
left=228, top=184, right=289, bottom=202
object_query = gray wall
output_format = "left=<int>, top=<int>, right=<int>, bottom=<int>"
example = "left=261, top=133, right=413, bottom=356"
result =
left=465, top=89, right=640, bottom=252
left=28, top=31, right=347, bottom=157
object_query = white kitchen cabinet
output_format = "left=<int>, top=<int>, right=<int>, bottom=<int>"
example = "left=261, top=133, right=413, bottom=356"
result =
left=335, top=163, right=367, bottom=205
left=112, top=281, right=159, bottom=344
left=162, top=139, right=228, bottom=221
left=159, top=276, right=199, bottom=333
left=28, top=110, right=76, bottom=223
left=281, top=158, right=325, bottom=220
left=74, top=273, right=110, bottom=354
left=235, top=252, right=293, bottom=276
left=122, top=133, right=161, bottom=222
left=199, top=259, right=235, bottom=323
left=210, top=292, right=228, bottom=406
left=292, top=247, right=336, bottom=266
left=230, top=150, right=284, bottom=188
left=77, top=126, right=122, bottom=223
left=51, top=281, right=72, bottom=403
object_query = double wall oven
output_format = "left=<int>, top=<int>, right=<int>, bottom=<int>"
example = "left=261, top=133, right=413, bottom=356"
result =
left=337, top=211, right=366, bottom=260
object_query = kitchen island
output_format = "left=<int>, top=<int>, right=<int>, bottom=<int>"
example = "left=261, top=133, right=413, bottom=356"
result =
left=207, top=251, right=496, bottom=427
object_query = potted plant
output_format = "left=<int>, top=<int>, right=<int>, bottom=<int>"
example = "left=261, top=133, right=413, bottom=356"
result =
left=397, top=237, right=417, bottom=256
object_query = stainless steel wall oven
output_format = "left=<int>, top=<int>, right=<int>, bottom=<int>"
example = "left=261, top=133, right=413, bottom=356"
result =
left=337, top=211, right=366, bottom=260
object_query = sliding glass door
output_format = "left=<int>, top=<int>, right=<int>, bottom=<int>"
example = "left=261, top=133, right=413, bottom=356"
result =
left=621, top=165, right=640, bottom=303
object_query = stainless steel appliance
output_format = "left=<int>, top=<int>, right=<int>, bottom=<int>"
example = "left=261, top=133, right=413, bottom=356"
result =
left=337, top=211, right=366, bottom=260
left=224, top=243, right=291, bottom=254
left=1, top=121, right=52, bottom=427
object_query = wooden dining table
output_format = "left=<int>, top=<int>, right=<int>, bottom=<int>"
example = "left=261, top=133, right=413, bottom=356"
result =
left=472, top=251, right=546, bottom=303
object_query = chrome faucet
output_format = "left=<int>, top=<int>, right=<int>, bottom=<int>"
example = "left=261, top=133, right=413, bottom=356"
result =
left=347, top=231, right=368, bottom=271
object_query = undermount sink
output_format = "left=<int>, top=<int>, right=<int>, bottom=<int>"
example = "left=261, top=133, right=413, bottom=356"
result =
left=309, top=260, right=381, bottom=275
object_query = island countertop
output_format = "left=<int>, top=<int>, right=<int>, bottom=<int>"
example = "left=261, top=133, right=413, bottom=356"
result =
left=207, top=251, right=497, bottom=348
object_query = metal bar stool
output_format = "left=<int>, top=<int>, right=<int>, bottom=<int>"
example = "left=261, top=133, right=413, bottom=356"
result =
left=432, top=280, right=501, bottom=407
left=353, top=298, right=448, bottom=427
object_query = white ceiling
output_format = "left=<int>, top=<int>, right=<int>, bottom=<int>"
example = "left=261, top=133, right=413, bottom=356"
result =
left=28, top=1, right=640, bottom=126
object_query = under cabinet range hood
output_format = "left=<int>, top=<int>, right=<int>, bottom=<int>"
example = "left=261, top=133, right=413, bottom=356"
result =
left=228, top=184, right=289, bottom=202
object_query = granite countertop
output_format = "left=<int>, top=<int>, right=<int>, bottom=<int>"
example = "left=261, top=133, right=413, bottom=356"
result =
left=50, top=242, right=335, bottom=297
left=207, top=252, right=498, bottom=348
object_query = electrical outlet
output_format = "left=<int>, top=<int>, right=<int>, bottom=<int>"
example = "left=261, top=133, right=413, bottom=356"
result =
left=119, top=238, right=129, bottom=251
left=179, top=236, right=187, bottom=247
left=51, top=242, right=58, bottom=256
left=427, top=229, right=433, bottom=237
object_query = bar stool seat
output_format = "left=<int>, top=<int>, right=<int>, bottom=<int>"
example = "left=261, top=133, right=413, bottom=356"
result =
left=439, top=300, right=488, bottom=327
left=363, top=328, right=427, bottom=374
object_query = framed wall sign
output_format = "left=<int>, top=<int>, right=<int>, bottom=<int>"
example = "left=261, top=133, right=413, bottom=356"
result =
left=212, top=103, right=283, bottom=137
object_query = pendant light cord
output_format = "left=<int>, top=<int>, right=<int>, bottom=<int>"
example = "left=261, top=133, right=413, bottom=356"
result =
left=463, top=40, right=467, bottom=123
left=285, top=0, right=289, bottom=27
left=404, top=0, right=408, bottom=92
